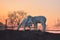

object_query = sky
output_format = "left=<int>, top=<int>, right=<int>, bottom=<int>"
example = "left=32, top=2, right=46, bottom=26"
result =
left=0, top=0, right=60, bottom=25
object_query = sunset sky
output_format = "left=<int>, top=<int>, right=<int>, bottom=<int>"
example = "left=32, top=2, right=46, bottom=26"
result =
left=0, top=0, right=60, bottom=25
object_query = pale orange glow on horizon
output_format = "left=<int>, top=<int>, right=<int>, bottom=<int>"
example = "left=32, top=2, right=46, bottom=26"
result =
left=0, top=0, right=60, bottom=26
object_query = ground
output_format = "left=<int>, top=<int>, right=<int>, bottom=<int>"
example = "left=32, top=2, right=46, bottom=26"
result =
left=0, top=30, right=60, bottom=40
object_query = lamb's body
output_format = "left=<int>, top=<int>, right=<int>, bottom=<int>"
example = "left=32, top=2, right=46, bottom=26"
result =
left=17, top=16, right=46, bottom=32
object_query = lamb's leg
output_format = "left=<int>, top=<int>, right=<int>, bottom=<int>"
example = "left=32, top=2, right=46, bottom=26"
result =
left=24, top=26, right=25, bottom=31
left=34, top=23, right=37, bottom=30
left=17, top=26, right=20, bottom=31
left=41, top=23, right=46, bottom=32
left=29, top=26, right=31, bottom=31
left=17, top=23, right=22, bottom=30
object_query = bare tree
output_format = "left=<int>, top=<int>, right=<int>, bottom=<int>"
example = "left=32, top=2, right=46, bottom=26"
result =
left=6, top=10, right=27, bottom=30
left=7, top=11, right=18, bottom=30
left=17, top=11, right=27, bottom=20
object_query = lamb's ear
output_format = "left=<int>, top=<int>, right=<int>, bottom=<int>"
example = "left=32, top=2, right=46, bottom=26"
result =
left=27, top=15, right=32, bottom=18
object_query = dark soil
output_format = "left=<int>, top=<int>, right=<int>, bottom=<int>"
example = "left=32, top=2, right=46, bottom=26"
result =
left=0, top=30, right=60, bottom=40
